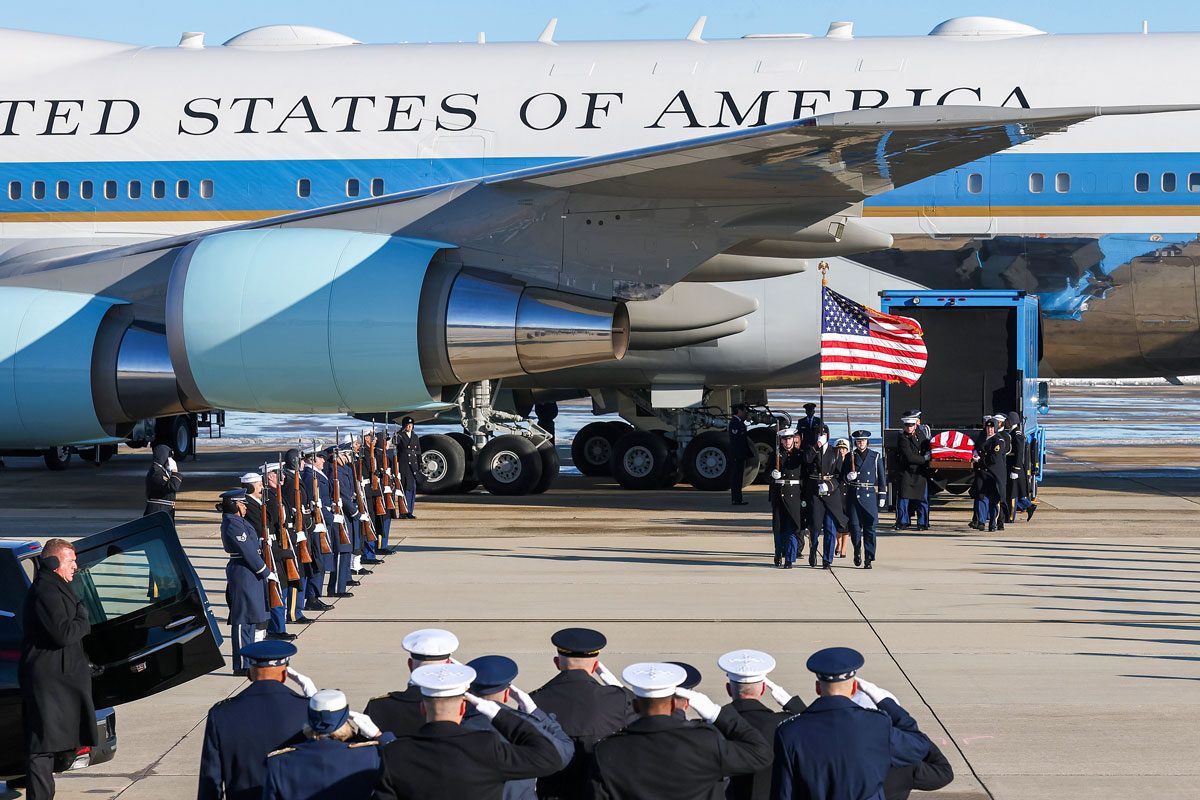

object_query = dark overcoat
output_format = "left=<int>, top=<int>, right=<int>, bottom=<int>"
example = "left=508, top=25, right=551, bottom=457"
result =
left=895, top=434, right=930, bottom=500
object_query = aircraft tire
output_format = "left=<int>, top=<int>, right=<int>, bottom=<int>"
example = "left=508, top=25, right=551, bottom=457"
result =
left=531, top=442, right=560, bottom=494
left=447, top=432, right=479, bottom=493
left=417, top=433, right=467, bottom=494
left=610, top=431, right=672, bottom=490
left=572, top=421, right=620, bottom=476
left=476, top=434, right=543, bottom=495
left=682, top=431, right=734, bottom=492
left=748, top=427, right=778, bottom=484
left=43, top=446, right=72, bottom=471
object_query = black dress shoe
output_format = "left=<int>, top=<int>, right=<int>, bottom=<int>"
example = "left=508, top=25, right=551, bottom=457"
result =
left=335, top=592, right=354, bottom=598
left=356, top=568, right=374, bottom=575
left=363, top=559, right=383, bottom=565
left=773, top=555, right=782, bottom=567
left=266, top=631, right=297, bottom=641
left=1026, top=505, right=1037, bottom=521
left=864, top=560, right=873, bottom=570
left=853, top=552, right=862, bottom=566
left=347, top=580, right=362, bottom=587
left=304, top=600, right=332, bottom=611
left=894, top=524, right=910, bottom=531
left=291, top=617, right=314, bottom=625
left=404, top=513, right=415, bottom=519
left=784, top=562, right=793, bottom=569
left=732, top=501, right=749, bottom=506
left=821, top=562, right=830, bottom=569
left=917, top=525, right=929, bottom=531
left=996, top=520, right=1005, bottom=531
left=808, top=550, right=818, bottom=567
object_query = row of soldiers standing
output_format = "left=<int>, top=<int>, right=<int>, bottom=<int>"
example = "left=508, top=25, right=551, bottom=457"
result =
left=218, top=420, right=423, bottom=673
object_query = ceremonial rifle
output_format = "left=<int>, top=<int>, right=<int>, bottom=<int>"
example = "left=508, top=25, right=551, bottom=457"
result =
left=289, top=450, right=314, bottom=564
left=391, top=420, right=409, bottom=517
left=376, top=421, right=397, bottom=516
left=351, top=438, right=379, bottom=544
left=255, top=481, right=285, bottom=609
left=368, top=425, right=387, bottom=517
left=269, top=458, right=302, bottom=582
left=308, top=439, right=333, bottom=555
left=329, top=437, right=352, bottom=547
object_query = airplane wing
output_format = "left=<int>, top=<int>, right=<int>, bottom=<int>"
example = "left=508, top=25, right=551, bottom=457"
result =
left=7, top=103, right=1196, bottom=297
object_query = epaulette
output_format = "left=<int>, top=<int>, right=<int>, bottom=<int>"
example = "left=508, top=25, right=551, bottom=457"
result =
left=348, top=740, right=380, bottom=748
left=267, top=746, right=296, bottom=758
left=369, top=693, right=391, bottom=702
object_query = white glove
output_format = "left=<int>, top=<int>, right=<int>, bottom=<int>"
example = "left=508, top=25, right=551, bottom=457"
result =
left=1009, top=472, right=1019, bottom=480
left=847, top=471, right=858, bottom=481
left=770, top=470, right=781, bottom=480
left=763, top=677, right=792, bottom=707
left=167, top=457, right=179, bottom=472
left=348, top=710, right=382, bottom=739
left=266, top=571, right=279, bottom=584
left=674, top=688, right=720, bottom=723
left=878, top=497, right=887, bottom=509
left=850, top=690, right=878, bottom=710
left=854, top=677, right=897, bottom=706
left=595, top=661, right=623, bottom=687
left=333, top=514, right=345, bottom=524
left=285, top=667, right=318, bottom=698
left=464, top=692, right=502, bottom=720
left=359, top=513, right=371, bottom=522
left=510, top=685, right=537, bottom=714
left=294, top=530, right=307, bottom=542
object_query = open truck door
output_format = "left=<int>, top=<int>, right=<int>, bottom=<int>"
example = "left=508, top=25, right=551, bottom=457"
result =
left=69, top=511, right=223, bottom=708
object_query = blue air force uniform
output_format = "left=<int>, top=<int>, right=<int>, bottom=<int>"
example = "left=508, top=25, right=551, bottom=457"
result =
left=220, top=491, right=269, bottom=671
left=842, top=431, right=887, bottom=568
left=302, top=461, right=345, bottom=595
left=283, top=453, right=324, bottom=606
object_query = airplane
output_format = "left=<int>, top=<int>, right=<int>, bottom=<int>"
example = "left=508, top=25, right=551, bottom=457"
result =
left=1, top=15, right=1199, bottom=494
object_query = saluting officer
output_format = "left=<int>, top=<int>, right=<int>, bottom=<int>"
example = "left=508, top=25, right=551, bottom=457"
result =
left=727, top=405, right=753, bottom=506
left=144, top=444, right=182, bottom=518
left=894, top=416, right=931, bottom=531
left=842, top=430, right=887, bottom=569
left=365, top=628, right=459, bottom=738
left=461, top=655, right=575, bottom=799
left=218, top=488, right=274, bottom=674
left=768, top=429, right=804, bottom=569
left=718, top=649, right=806, bottom=800
left=396, top=416, right=422, bottom=519
left=588, top=662, right=771, bottom=800
left=530, top=628, right=635, bottom=800
left=771, top=648, right=930, bottom=800
left=198, top=641, right=317, bottom=800
left=262, top=689, right=393, bottom=800
left=803, top=425, right=847, bottom=568
left=242, top=471, right=295, bottom=642
left=373, top=663, right=562, bottom=800
left=665, top=661, right=703, bottom=721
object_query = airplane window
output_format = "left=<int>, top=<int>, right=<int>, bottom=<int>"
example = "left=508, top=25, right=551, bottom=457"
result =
left=32, top=181, right=46, bottom=200
left=200, top=179, right=214, bottom=199
left=1190, top=173, right=1200, bottom=192
left=1162, top=172, right=1177, bottom=193
left=371, top=178, right=385, bottom=197
left=80, top=180, right=93, bottom=200
left=346, top=178, right=360, bottom=198
left=1028, top=172, right=1044, bottom=193
left=56, top=180, right=69, bottom=200
left=128, top=180, right=141, bottom=200
left=297, top=178, right=311, bottom=198
left=7, top=181, right=20, bottom=201
left=152, top=180, right=165, bottom=199
left=103, top=180, right=117, bottom=200
left=1135, top=172, right=1150, bottom=192
left=1055, top=173, right=1070, bottom=193
left=966, top=173, right=983, bottom=194
left=176, top=180, right=190, bottom=199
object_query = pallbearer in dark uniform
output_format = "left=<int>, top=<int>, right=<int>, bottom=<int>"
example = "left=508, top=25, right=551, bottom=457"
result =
left=973, top=420, right=1009, bottom=532
left=843, top=430, right=887, bottom=568
left=373, top=663, right=562, bottom=800
left=364, top=628, right=459, bottom=738
left=796, top=403, right=823, bottom=449
left=768, top=428, right=803, bottom=569
left=771, top=648, right=930, bottom=800
left=218, top=488, right=274, bottom=674
left=895, top=416, right=931, bottom=531
left=803, top=425, right=846, bottom=568
left=717, top=649, right=806, bottom=800
left=241, top=471, right=294, bottom=641
left=1004, top=411, right=1037, bottom=521
left=198, top=641, right=316, bottom=800
left=144, top=443, right=181, bottom=518
left=530, top=627, right=635, bottom=800
left=262, top=689, right=394, bottom=800
left=727, top=405, right=753, bottom=506
left=396, top=416, right=421, bottom=520
left=589, top=662, right=771, bottom=800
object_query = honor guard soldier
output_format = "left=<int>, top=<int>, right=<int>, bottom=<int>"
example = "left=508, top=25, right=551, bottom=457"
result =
left=144, top=444, right=182, bottom=518
left=727, top=405, right=753, bottom=506
left=664, top=661, right=703, bottom=720
left=218, top=488, right=274, bottom=674
left=263, top=462, right=312, bottom=625
left=843, top=431, right=887, bottom=568
left=768, top=428, right=804, bottom=569
left=303, top=447, right=350, bottom=597
left=373, top=663, right=562, bottom=800
left=283, top=448, right=328, bottom=613
left=365, top=628, right=459, bottom=738
left=461, top=655, right=575, bottom=799
left=1004, top=411, right=1037, bottom=521
left=973, top=418, right=1010, bottom=532
left=771, top=648, right=930, bottom=800
left=262, top=689, right=394, bottom=800
left=530, top=627, right=635, bottom=800
left=895, top=417, right=931, bottom=531
left=803, top=425, right=847, bottom=568
left=718, top=649, right=806, bottom=800
left=198, top=641, right=317, bottom=800
left=242, top=471, right=295, bottom=641
left=324, top=444, right=366, bottom=582
left=796, top=403, right=823, bottom=449
left=396, top=416, right=422, bottom=519
left=589, top=662, right=772, bottom=800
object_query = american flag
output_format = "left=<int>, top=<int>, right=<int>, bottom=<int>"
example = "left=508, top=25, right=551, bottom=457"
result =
left=930, top=430, right=976, bottom=461
left=820, top=286, right=928, bottom=385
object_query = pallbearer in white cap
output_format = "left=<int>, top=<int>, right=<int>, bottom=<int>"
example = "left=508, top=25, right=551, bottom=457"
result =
left=373, top=663, right=562, bottom=798
left=590, top=663, right=772, bottom=799
left=363, top=628, right=459, bottom=738
left=718, top=649, right=808, bottom=800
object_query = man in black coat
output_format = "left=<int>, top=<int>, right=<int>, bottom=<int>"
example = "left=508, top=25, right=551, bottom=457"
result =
left=727, top=405, right=754, bottom=506
left=19, top=538, right=95, bottom=800
left=895, top=417, right=931, bottom=531
left=395, top=417, right=421, bottom=519
left=365, top=628, right=460, bottom=738
left=144, top=443, right=182, bottom=518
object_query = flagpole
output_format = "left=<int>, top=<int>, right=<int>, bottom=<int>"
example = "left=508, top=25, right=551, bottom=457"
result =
left=818, top=261, right=829, bottom=422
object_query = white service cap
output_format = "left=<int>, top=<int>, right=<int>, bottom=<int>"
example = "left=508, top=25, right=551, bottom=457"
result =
left=239, top=472, right=262, bottom=484
left=718, top=649, right=777, bottom=683
left=260, top=462, right=283, bottom=473
left=402, top=628, right=460, bottom=660
left=778, top=427, right=798, bottom=438
left=621, top=662, right=687, bottom=698
left=900, top=416, right=920, bottom=425
left=411, top=663, right=476, bottom=698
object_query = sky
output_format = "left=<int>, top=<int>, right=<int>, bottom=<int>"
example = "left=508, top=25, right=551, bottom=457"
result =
left=6, top=0, right=1200, bottom=46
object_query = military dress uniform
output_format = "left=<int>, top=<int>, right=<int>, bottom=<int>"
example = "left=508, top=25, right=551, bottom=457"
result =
left=884, top=738, right=954, bottom=800
left=303, top=456, right=348, bottom=596
left=1004, top=412, right=1036, bottom=521
left=842, top=431, right=887, bottom=568
left=796, top=404, right=823, bottom=449
left=589, top=662, right=772, bottom=800
left=283, top=449, right=326, bottom=609
left=396, top=418, right=422, bottom=519
left=243, top=477, right=294, bottom=640
left=197, top=642, right=309, bottom=800
left=144, top=443, right=182, bottom=518
left=220, top=489, right=270, bottom=671
left=727, top=409, right=753, bottom=505
left=769, top=430, right=804, bottom=568
left=803, top=434, right=847, bottom=568
left=365, top=628, right=460, bottom=737
left=975, top=428, right=1009, bottom=532
left=895, top=420, right=931, bottom=530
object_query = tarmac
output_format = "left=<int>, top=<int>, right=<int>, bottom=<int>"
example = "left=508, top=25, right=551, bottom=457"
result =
left=0, top=388, right=1198, bottom=800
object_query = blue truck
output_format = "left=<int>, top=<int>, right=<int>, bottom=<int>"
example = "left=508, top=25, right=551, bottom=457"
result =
left=879, top=289, right=1047, bottom=497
